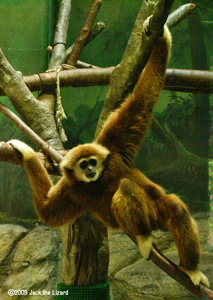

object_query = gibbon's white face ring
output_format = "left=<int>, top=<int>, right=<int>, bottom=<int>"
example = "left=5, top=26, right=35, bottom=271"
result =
left=74, top=156, right=104, bottom=182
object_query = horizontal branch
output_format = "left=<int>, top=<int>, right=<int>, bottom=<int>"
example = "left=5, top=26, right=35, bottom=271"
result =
left=0, top=68, right=211, bottom=96
left=165, top=69, right=213, bottom=94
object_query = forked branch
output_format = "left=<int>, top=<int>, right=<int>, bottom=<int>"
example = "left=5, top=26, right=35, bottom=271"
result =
left=66, top=0, right=103, bottom=66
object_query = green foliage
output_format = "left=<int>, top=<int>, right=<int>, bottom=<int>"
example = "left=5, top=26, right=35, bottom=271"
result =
left=137, top=91, right=196, bottom=170
left=193, top=0, right=213, bottom=13
left=63, top=100, right=104, bottom=149
left=155, top=92, right=195, bottom=151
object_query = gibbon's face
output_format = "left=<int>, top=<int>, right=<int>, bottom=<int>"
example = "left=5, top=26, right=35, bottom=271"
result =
left=61, top=143, right=110, bottom=183
left=74, top=155, right=106, bottom=182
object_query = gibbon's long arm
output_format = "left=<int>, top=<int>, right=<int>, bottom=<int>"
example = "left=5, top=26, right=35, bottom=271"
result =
left=95, top=25, right=171, bottom=166
left=7, top=140, right=82, bottom=227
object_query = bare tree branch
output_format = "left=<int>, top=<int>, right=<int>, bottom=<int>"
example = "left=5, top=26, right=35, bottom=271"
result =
left=62, top=21, right=105, bottom=64
left=86, top=21, right=105, bottom=44
left=165, top=69, right=213, bottom=94
left=167, top=3, right=196, bottom=28
left=76, top=60, right=100, bottom=69
left=48, top=0, right=72, bottom=69
left=0, top=101, right=63, bottom=163
left=0, top=68, right=211, bottom=96
left=21, top=67, right=113, bottom=91
left=0, top=48, right=63, bottom=148
left=66, top=0, right=103, bottom=66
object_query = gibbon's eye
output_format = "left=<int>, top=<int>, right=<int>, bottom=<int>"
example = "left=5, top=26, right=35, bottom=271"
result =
left=89, top=158, right=97, bottom=167
left=79, top=160, right=88, bottom=170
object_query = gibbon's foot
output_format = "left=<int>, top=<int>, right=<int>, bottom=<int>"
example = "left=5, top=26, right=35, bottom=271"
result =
left=143, top=15, right=153, bottom=36
left=143, top=15, right=167, bottom=38
left=181, top=268, right=210, bottom=287
left=136, top=235, right=155, bottom=260
left=7, top=139, right=35, bottom=156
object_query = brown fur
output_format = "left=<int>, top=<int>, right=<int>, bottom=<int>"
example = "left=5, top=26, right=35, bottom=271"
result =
left=8, top=22, right=209, bottom=286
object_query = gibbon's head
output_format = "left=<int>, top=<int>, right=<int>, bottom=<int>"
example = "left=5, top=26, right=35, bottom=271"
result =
left=61, top=143, right=110, bottom=182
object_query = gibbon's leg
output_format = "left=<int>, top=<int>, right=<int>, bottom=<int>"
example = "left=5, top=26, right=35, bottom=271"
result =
left=161, top=193, right=210, bottom=287
left=111, top=178, right=156, bottom=260
left=112, top=178, right=210, bottom=287
left=7, top=140, right=82, bottom=227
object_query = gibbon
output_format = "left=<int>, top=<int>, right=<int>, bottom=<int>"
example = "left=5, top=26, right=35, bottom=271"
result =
left=8, top=18, right=209, bottom=287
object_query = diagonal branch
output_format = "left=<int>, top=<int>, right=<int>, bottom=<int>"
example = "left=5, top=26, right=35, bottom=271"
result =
left=166, top=3, right=196, bottom=28
left=66, top=0, right=103, bottom=66
left=0, top=101, right=63, bottom=163
left=126, top=234, right=213, bottom=299
left=150, top=245, right=213, bottom=299
left=62, top=21, right=105, bottom=64
left=0, top=48, right=63, bottom=148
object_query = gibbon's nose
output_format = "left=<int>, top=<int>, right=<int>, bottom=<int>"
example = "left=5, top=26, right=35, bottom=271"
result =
left=85, top=166, right=97, bottom=179
left=88, top=166, right=95, bottom=172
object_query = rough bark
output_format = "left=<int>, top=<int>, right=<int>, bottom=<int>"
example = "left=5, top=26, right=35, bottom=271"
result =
left=0, top=49, right=63, bottom=149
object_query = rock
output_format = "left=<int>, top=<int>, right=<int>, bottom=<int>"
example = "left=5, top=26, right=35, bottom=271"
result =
left=111, top=251, right=213, bottom=300
left=1, top=262, right=56, bottom=300
left=0, top=224, right=28, bottom=286
left=13, top=225, right=59, bottom=267
left=108, top=229, right=140, bottom=279
left=0, top=224, right=28, bottom=265
left=0, top=225, right=60, bottom=300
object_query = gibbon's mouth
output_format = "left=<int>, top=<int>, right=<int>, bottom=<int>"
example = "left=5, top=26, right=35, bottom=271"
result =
left=86, top=172, right=97, bottom=179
